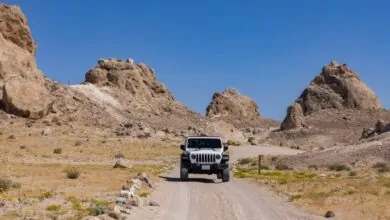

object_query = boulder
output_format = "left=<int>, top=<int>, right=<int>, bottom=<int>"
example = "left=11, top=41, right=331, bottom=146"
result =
left=119, top=190, right=133, bottom=199
left=129, top=195, right=141, bottom=207
left=137, top=172, right=154, bottom=188
left=113, top=159, right=131, bottom=169
left=361, top=119, right=390, bottom=139
left=3, top=80, right=53, bottom=119
left=41, top=127, right=52, bottom=136
left=81, top=217, right=100, bottom=220
left=148, top=201, right=160, bottom=206
left=107, top=212, right=122, bottom=219
left=248, top=137, right=258, bottom=145
left=375, top=119, right=387, bottom=133
left=324, top=211, right=335, bottom=218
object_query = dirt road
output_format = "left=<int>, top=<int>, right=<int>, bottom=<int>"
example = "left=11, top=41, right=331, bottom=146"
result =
left=131, top=146, right=323, bottom=220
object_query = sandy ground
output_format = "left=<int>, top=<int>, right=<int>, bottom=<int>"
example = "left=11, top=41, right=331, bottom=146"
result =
left=131, top=146, right=324, bottom=220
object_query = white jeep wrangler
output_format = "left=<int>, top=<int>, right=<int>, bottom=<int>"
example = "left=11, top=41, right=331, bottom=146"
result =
left=180, top=136, right=230, bottom=182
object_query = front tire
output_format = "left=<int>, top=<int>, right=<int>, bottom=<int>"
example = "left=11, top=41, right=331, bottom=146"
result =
left=180, top=163, right=189, bottom=181
left=222, top=167, right=230, bottom=182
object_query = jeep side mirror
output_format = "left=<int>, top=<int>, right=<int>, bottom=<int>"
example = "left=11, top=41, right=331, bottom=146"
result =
left=180, top=144, right=185, bottom=151
left=223, top=144, right=228, bottom=151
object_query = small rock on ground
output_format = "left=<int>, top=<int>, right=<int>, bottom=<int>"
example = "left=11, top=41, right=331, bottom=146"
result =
left=108, top=211, right=123, bottom=220
left=113, top=159, right=131, bottom=169
left=324, top=211, right=335, bottom=218
left=82, top=216, right=100, bottom=220
left=149, top=200, right=160, bottom=206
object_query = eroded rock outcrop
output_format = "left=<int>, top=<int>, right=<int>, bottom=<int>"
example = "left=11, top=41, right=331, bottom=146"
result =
left=281, top=61, right=381, bottom=130
left=84, top=58, right=174, bottom=103
left=0, top=3, right=42, bottom=84
left=297, top=60, right=380, bottom=114
left=0, top=3, right=36, bottom=54
left=0, top=3, right=51, bottom=118
left=281, top=102, right=305, bottom=130
left=206, top=88, right=260, bottom=120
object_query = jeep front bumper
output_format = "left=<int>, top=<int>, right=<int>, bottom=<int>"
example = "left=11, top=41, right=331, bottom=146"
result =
left=184, top=163, right=229, bottom=174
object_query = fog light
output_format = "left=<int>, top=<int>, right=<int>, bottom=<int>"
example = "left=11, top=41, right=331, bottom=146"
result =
left=216, top=155, right=221, bottom=159
left=191, top=154, right=196, bottom=159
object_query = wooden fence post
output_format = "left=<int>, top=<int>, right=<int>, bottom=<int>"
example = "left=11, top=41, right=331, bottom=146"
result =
left=258, top=154, right=262, bottom=174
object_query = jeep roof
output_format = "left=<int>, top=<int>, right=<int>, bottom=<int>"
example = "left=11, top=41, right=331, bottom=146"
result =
left=185, top=136, right=222, bottom=139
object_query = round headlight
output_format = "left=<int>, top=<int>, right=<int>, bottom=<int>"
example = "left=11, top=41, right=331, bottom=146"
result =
left=216, top=154, right=221, bottom=159
left=191, top=154, right=196, bottom=159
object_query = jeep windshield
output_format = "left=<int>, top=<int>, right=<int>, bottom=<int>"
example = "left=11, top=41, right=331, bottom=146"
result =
left=186, top=138, right=222, bottom=149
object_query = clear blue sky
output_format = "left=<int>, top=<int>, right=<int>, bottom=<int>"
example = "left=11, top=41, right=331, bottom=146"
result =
left=4, top=0, right=390, bottom=120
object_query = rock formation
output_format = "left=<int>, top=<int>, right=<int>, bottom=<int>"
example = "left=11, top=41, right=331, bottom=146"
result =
left=361, top=119, right=390, bottom=139
left=281, top=102, right=305, bottom=130
left=84, top=58, right=174, bottom=103
left=281, top=61, right=381, bottom=130
left=298, top=60, right=380, bottom=114
left=206, top=88, right=260, bottom=120
left=0, top=3, right=50, bottom=118
left=0, top=3, right=42, bottom=84
left=0, top=3, right=36, bottom=54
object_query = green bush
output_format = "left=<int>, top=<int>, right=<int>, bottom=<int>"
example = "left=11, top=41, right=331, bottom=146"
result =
left=46, top=204, right=61, bottom=211
left=89, top=200, right=110, bottom=216
left=39, top=191, right=54, bottom=200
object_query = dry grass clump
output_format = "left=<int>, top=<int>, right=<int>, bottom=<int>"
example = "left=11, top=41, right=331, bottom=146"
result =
left=64, top=167, right=81, bottom=179
left=53, top=148, right=62, bottom=154
left=0, top=177, right=21, bottom=193
left=328, top=163, right=350, bottom=171
left=373, top=162, right=390, bottom=173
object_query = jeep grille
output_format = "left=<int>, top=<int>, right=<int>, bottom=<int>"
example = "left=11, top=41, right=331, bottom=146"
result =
left=195, top=154, right=216, bottom=163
